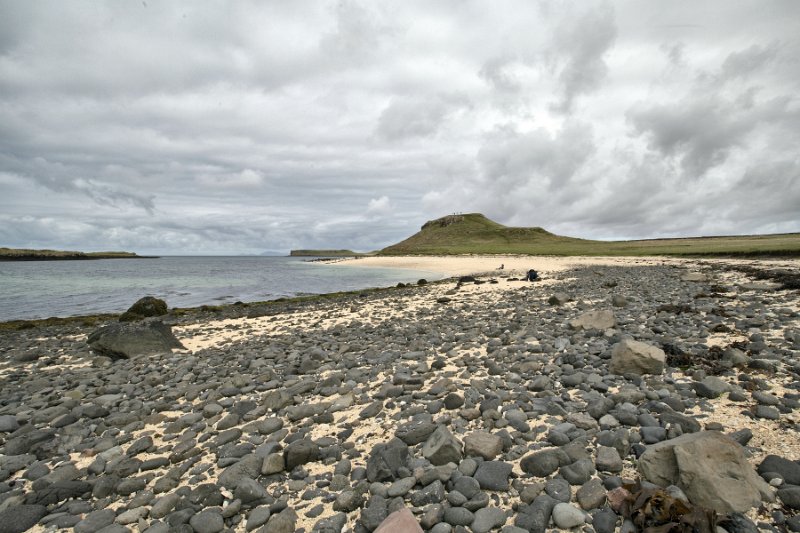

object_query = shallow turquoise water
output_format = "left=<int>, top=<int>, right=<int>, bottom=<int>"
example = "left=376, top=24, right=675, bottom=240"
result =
left=0, top=256, right=442, bottom=321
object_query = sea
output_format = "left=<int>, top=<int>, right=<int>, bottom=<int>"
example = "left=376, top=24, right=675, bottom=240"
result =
left=0, top=256, right=443, bottom=322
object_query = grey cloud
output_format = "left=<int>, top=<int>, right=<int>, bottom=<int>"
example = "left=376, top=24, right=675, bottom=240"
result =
left=628, top=89, right=792, bottom=178
left=376, top=94, right=470, bottom=141
left=719, top=43, right=779, bottom=82
left=550, top=2, right=617, bottom=113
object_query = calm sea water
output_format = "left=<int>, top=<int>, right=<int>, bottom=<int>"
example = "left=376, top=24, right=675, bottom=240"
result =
left=0, top=256, right=443, bottom=322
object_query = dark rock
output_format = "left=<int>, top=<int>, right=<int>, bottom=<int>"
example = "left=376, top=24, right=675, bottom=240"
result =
left=520, top=448, right=568, bottom=477
left=758, top=455, right=800, bottom=485
left=74, top=509, right=116, bottom=533
left=87, top=321, right=184, bottom=359
left=471, top=507, right=507, bottom=533
left=30, top=480, right=92, bottom=505
left=592, top=507, right=618, bottom=533
left=515, top=494, right=557, bottom=533
left=262, top=507, right=297, bottom=533
left=119, top=296, right=168, bottom=322
left=283, top=439, right=320, bottom=470
left=474, top=461, right=512, bottom=491
left=189, top=510, right=224, bottom=533
left=463, top=431, right=503, bottom=461
left=366, top=438, right=409, bottom=483
left=422, top=426, right=463, bottom=466
left=0, top=504, right=47, bottom=533
left=396, top=420, right=437, bottom=446
left=778, top=486, right=800, bottom=510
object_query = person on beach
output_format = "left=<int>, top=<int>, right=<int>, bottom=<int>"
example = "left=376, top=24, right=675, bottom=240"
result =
left=498, top=263, right=504, bottom=270
left=526, top=269, right=539, bottom=281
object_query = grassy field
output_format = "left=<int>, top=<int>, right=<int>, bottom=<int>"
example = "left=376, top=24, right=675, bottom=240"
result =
left=378, top=214, right=800, bottom=257
left=289, top=249, right=365, bottom=257
left=0, top=248, right=144, bottom=260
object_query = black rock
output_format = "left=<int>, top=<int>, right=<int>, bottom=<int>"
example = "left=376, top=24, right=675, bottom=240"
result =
left=0, top=504, right=47, bottom=533
left=473, top=461, right=512, bottom=491
left=758, top=455, right=800, bottom=485
left=366, top=438, right=409, bottom=482
left=284, top=439, right=320, bottom=470
left=87, top=321, right=185, bottom=359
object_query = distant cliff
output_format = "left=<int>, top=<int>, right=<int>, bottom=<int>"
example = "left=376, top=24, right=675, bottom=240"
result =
left=0, top=248, right=154, bottom=261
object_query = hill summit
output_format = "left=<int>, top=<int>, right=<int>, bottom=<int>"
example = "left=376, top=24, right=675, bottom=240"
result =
left=378, top=213, right=586, bottom=255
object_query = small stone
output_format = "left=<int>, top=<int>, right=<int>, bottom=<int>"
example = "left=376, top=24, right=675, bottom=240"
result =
left=552, top=503, right=585, bottom=529
left=463, top=431, right=503, bottom=461
left=471, top=507, right=507, bottom=533
left=189, top=510, right=224, bottom=533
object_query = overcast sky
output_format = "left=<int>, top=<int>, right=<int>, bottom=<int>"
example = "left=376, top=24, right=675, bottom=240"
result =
left=1, top=1, right=798, bottom=254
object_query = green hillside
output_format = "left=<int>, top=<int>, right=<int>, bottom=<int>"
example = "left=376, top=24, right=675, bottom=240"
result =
left=0, top=248, right=147, bottom=261
left=377, top=214, right=800, bottom=256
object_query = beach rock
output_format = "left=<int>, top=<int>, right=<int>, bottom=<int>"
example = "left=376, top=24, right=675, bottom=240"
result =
left=189, top=510, right=224, bottom=533
left=471, top=507, right=507, bottom=533
left=373, top=507, right=423, bottom=533
left=0, top=415, right=19, bottom=433
left=0, top=504, right=47, bottom=533
left=463, top=431, right=503, bottom=460
left=569, top=310, right=615, bottom=331
left=474, top=461, right=512, bottom=491
left=520, top=448, right=568, bottom=477
left=119, top=296, right=168, bottom=322
left=283, top=438, right=319, bottom=470
left=609, top=339, right=665, bottom=376
left=87, top=321, right=184, bottom=359
left=74, top=509, right=116, bottom=533
left=367, top=438, right=409, bottom=482
left=422, top=425, right=463, bottom=466
left=552, top=503, right=585, bottom=529
left=638, top=431, right=773, bottom=513
left=262, top=507, right=297, bottom=533
left=681, top=272, right=708, bottom=282
left=758, top=456, right=800, bottom=486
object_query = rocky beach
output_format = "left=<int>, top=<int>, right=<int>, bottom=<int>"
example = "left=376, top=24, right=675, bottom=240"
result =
left=1, top=256, right=799, bottom=533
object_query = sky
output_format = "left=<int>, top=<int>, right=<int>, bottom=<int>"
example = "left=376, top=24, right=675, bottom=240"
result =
left=1, top=1, right=798, bottom=255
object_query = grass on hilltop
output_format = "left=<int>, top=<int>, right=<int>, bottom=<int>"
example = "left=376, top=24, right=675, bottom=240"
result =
left=377, top=214, right=800, bottom=257
left=0, top=248, right=143, bottom=260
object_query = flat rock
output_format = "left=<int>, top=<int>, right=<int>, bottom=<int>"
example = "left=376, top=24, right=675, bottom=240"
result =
left=373, top=507, right=423, bottom=533
left=0, top=504, right=47, bottom=533
left=609, top=338, right=665, bottom=376
left=569, top=310, right=615, bottom=331
left=463, top=431, right=503, bottom=460
left=87, top=321, right=184, bottom=359
left=638, top=431, right=773, bottom=513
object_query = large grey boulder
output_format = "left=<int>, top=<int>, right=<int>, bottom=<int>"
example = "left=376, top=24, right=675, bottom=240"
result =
left=569, top=310, right=615, bottom=331
left=638, top=431, right=773, bottom=514
left=609, top=338, right=665, bottom=375
left=87, top=321, right=185, bottom=359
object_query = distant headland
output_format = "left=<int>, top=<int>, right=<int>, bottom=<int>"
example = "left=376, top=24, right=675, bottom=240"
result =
left=0, top=247, right=157, bottom=261
left=289, top=249, right=365, bottom=257
left=376, top=213, right=800, bottom=257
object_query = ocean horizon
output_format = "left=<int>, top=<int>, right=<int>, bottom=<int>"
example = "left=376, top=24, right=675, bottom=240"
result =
left=0, top=256, right=443, bottom=322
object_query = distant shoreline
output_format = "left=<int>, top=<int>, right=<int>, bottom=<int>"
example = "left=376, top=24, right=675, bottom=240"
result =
left=0, top=254, right=159, bottom=262
left=0, top=247, right=157, bottom=261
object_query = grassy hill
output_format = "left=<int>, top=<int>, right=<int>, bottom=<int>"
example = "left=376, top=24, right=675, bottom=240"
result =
left=0, top=248, right=148, bottom=261
left=377, top=214, right=800, bottom=257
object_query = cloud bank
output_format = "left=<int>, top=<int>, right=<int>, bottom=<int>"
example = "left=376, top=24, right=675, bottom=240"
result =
left=1, top=1, right=798, bottom=253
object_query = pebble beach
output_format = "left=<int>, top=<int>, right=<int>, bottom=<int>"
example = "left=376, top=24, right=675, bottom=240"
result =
left=1, top=255, right=799, bottom=533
